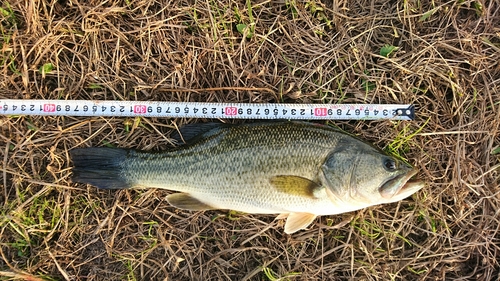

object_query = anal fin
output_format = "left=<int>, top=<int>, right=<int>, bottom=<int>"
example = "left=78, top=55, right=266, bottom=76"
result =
left=166, top=193, right=216, bottom=211
left=284, top=213, right=317, bottom=234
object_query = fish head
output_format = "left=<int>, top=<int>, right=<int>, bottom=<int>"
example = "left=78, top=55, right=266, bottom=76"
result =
left=320, top=141, right=424, bottom=207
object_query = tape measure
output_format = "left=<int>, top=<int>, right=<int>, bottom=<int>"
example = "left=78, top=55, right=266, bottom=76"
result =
left=0, top=99, right=415, bottom=120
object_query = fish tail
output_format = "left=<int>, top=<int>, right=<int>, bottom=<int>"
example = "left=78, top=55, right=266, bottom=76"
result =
left=70, top=147, right=132, bottom=189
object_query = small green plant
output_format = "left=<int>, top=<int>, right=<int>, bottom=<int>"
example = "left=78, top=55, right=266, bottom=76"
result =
left=138, top=221, right=158, bottom=253
left=351, top=218, right=382, bottom=240
left=380, top=44, right=398, bottom=58
left=263, top=267, right=279, bottom=281
left=184, top=7, right=210, bottom=34
left=88, top=83, right=103, bottom=89
left=25, top=119, right=38, bottom=131
left=236, top=23, right=252, bottom=38
left=491, top=146, right=500, bottom=155
left=473, top=1, right=483, bottom=16
left=101, top=140, right=116, bottom=148
left=417, top=209, right=438, bottom=233
left=361, top=80, right=376, bottom=91
left=419, top=7, right=439, bottom=22
left=39, top=63, right=54, bottom=78
left=123, top=259, right=137, bottom=281
left=407, top=266, right=428, bottom=274
left=9, top=237, right=30, bottom=257
left=235, top=0, right=255, bottom=38
left=262, top=267, right=301, bottom=281
left=0, top=2, right=17, bottom=27
left=227, top=210, right=243, bottom=220
left=386, top=118, right=430, bottom=159
left=142, top=221, right=158, bottom=238
left=360, top=70, right=376, bottom=92
left=305, top=1, right=332, bottom=32
left=285, top=0, right=298, bottom=19
left=1, top=53, right=21, bottom=75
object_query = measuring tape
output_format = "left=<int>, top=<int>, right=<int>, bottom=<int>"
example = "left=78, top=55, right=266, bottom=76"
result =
left=0, top=99, right=414, bottom=120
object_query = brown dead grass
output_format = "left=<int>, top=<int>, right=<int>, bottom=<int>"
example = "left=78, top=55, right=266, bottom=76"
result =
left=0, top=0, right=499, bottom=280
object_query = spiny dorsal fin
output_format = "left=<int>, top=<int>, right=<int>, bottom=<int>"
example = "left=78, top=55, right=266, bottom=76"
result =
left=166, top=193, right=216, bottom=211
left=284, top=213, right=317, bottom=234
left=170, top=122, right=229, bottom=144
left=270, top=176, right=321, bottom=199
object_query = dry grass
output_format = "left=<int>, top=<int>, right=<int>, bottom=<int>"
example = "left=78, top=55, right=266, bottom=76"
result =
left=0, top=0, right=499, bottom=280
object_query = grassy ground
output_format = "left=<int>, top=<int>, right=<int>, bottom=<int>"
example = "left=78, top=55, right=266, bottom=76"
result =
left=0, top=0, right=499, bottom=280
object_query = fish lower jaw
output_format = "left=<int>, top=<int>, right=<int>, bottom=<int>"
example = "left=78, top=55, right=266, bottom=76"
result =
left=391, top=180, right=425, bottom=200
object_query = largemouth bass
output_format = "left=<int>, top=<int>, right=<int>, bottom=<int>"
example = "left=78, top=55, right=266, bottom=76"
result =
left=70, top=121, right=424, bottom=234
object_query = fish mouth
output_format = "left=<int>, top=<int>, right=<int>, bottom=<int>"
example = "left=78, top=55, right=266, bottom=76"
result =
left=379, top=169, right=424, bottom=200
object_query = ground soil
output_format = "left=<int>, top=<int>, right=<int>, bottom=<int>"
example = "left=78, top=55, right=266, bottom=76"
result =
left=0, top=0, right=499, bottom=280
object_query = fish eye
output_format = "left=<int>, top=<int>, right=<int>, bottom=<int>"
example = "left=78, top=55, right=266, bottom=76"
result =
left=383, top=158, right=397, bottom=172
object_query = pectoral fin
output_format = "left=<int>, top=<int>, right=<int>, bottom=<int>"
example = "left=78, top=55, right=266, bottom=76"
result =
left=270, top=176, right=321, bottom=198
left=166, top=193, right=216, bottom=211
left=284, top=213, right=317, bottom=234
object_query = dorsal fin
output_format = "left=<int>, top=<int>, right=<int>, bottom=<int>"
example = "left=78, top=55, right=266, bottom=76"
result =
left=170, top=122, right=229, bottom=144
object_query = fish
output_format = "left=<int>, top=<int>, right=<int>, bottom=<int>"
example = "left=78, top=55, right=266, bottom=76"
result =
left=70, top=121, right=424, bottom=234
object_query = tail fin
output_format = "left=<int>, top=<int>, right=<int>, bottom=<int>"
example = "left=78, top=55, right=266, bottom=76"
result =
left=70, top=147, right=132, bottom=189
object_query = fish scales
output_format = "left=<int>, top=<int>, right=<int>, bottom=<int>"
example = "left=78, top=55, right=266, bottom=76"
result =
left=122, top=123, right=340, bottom=212
left=71, top=121, right=424, bottom=234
